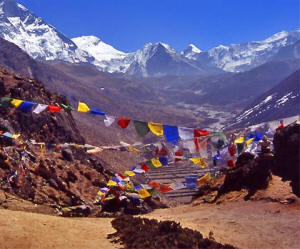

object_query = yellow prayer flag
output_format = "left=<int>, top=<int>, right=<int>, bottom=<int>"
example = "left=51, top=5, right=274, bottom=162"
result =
left=129, top=146, right=140, bottom=153
left=77, top=101, right=90, bottom=113
left=197, top=173, right=211, bottom=186
left=148, top=122, right=163, bottom=136
left=189, top=157, right=207, bottom=168
left=11, top=99, right=24, bottom=108
left=138, top=189, right=151, bottom=199
left=104, top=196, right=115, bottom=201
left=124, top=170, right=136, bottom=177
left=97, top=190, right=106, bottom=196
left=40, top=144, right=46, bottom=153
left=107, top=179, right=118, bottom=187
left=126, top=182, right=134, bottom=191
left=234, top=136, right=244, bottom=144
left=12, top=134, right=21, bottom=139
left=151, top=157, right=162, bottom=168
left=245, top=138, right=254, bottom=148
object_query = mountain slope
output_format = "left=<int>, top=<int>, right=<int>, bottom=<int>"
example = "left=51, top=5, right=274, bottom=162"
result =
left=228, top=69, right=300, bottom=128
left=0, top=0, right=92, bottom=63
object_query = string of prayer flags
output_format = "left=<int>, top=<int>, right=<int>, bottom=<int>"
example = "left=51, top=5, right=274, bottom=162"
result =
left=11, top=99, right=24, bottom=108
left=148, top=122, right=164, bottom=136
left=163, top=125, right=180, bottom=145
left=104, top=115, right=116, bottom=127
left=77, top=102, right=90, bottom=113
left=138, top=189, right=151, bottom=199
left=178, top=127, right=194, bottom=140
left=117, top=117, right=131, bottom=129
left=151, top=157, right=162, bottom=168
left=134, top=120, right=150, bottom=137
left=197, top=173, right=211, bottom=186
left=48, top=105, right=62, bottom=113
left=19, top=101, right=36, bottom=112
left=90, top=109, right=105, bottom=116
left=33, top=104, right=48, bottom=114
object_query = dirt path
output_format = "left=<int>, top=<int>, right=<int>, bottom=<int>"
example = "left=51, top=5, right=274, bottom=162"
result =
left=144, top=201, right=300, bottom=249
left=0, top=209, right=118, bottom=249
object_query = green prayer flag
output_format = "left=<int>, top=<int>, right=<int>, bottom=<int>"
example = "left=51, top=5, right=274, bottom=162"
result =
left=146, top=161, right=156, bottom=170
left=134, top=120, right=150, bottom=137
left=61, top=103, right=75, bottom=111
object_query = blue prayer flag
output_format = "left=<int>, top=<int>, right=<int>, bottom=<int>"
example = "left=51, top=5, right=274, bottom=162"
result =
left=19, top=101, right=36, bottom=112
left=163, top=125, right=180, bottom=145
left=90, top=109, right=105, bottom=116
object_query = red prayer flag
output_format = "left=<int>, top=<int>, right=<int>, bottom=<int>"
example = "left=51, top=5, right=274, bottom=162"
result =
left=48, top=105, right=62, bottom=113
left=141, top=164, right=150, bottom=172
left=117, top=117, right=131, bottom=129
left=194, top=129, right=210, bottom=137
left=118, top=173, right=126, bottom=179
left=158, top=184, right=173, bottom=193
left=175, top=150, right=183, bottom=162
left=194, top=137, right=200, bottom=151
left=227, top=159, right=235, bottom=168
left=228, top=145, right=236, bottom=157
left=149, top=181, right=160, bottom=189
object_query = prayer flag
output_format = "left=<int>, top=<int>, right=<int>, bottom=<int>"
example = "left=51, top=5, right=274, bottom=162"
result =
left=129, top=146, right=140, bottom=153
left=19, top=101, right=36, bottom=112
left=124, top=171, right=136, bottom=177
left=234, top=136, right=244, bottom=144
left=138, top=189, right=151, bottom=199
left=134, top=120, right=150, bottom=137
left=185, top=176, right=198, bottom=189
left=33, top=104, right=48, bottom=114
left=228, top=144, right=236, bottom=157
left=189, top=157, right=207, bottom=168
left=2, top=132, right=13, bottom=138
left=11, top=99, right=24, bottom=108
left=12, top=134, right=21, bottom=139
left=170, top=182, right=185, bottom=190
left=61, top=104, right=75, bottom=111
left=158, top=184, right=173, bottom=193
left=163, top=125, right=180, bottom=145
left=151, top=158, right=162, bottom=168
left=159, top=156, right=168, bottom=166
left=148, top=122, right=163, bottom=136
left=104, top=115, right=115, bottom=127
left=90, top=109, right=105, bottom=115
left=197, top=173, right=211, bottom=186
left=175, top=151, right=183, bottom=162
left=77, top=102, right=90, bottom=112
left=132, top=168, right=145, bottom=174
left=107, top=180, right=118, bottom=187
left=134, top=184, right=143, bottom=190
left=141, top=164, right=150, bottom=172
left=178, top=127, right=194, bottom=140
left=117, top=117, right=131, bottom=129
left=48, top=105, right=62, bottom=113
left=194, top=129, right=210, bottom=137
left=146, top=161, right=156, bottom=170
left=149, top=181, right=160, bottom=189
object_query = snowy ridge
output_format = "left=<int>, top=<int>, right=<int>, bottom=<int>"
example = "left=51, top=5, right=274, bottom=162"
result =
left=207, top=30, right=300, bottom=72
left=181, top=44, right=202, bottom=60
left=0, top=0, right=92, bottom=63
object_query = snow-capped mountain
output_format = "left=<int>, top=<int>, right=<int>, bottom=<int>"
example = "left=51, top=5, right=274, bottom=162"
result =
left=228, top=69, right=300, bottom=128
left=1, top=0, right=300, bottom=77
left=206, top=30, right=300, bottom=72
left=0, top=0, right=94, bottom=63
left=181, top=44, right=202, bottom=60
left=71, top=36, right=127, bottom=71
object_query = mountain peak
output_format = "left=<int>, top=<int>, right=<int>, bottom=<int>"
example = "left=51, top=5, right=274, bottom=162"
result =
left=181, top=43, right=202, bottom=60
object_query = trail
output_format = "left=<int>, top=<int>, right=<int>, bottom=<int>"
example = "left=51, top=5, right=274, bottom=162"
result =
left=0, top=209, right=118, bottom=249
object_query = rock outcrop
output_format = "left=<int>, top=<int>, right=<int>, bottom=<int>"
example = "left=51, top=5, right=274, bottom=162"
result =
left=273, top=123, right=300, bottom=196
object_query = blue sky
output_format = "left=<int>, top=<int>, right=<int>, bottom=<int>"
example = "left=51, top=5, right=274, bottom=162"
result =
left=19, top=0, right=299, bottom=52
